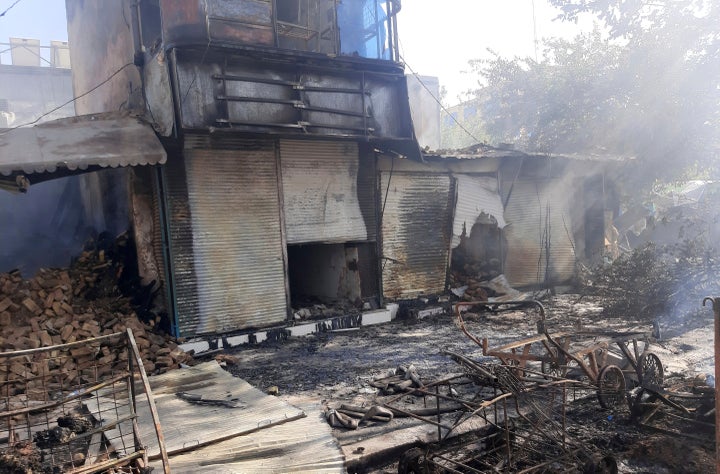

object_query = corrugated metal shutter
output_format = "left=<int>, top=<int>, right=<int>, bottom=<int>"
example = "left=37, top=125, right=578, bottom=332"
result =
left=280, top=140, right=374, bottom=243
left=380, top=172, right=453, bottom=298
left=504, top=180, right=576, bottom=287
left=452, top=175, right=506, bottom=247
left=151, top=171, right=167, bottom=310
left=164, top=145, right=288, bottom=337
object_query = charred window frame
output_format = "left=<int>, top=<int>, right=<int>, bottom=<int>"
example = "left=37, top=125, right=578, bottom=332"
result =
left=138, top=0, right=163, bottom=52
left=273, top=0, right=400, bottom=60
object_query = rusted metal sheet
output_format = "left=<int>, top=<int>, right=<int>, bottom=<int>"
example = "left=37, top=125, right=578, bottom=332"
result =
left=0, top=112, right=166, bottom=177
left=452, top=175, right=506, bottom=248
left=143, top=51, right=175, bottom=137
left=381, top=172, right=453, bottom=298
left=206, top=0, right=274, bottom=45
left=159, top=0, right=208, bottom=45
left=172, top=49, right=413, bottom=140
left=165, top=141, right=287, bottom=337
left=504, top=180, right=577, bottom=287
left=141, top=362, right=342, bottom=473
left=280, top=140, right=374, bottom=244
left=160, top=0, right=273, bottom=46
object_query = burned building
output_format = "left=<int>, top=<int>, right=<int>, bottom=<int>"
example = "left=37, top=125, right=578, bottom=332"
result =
left=60, top=0, right=413, bottom=338
left=377, top=145, right=623, bottom=297
left=1, top=1, right=622, bottom=345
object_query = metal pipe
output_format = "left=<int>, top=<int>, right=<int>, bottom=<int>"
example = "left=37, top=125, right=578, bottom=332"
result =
left=702, top=296, right=720, bottom=474
left=127, top=329, right=171, bottom=474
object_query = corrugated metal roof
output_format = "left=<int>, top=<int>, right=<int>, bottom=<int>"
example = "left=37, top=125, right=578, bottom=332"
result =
left=381, top=172, right=453, bottom=298
left=452, top=175, right=506, bottom=247
left=280, top=140, right=372, bottom=244
left=87, top=362, right=342, bottom=472
left=0, top=112, right=166, bottom=176
left=151, top=402, right=344, bottom=473
left=424, top=143, right=630, bottom=162
left=167, top=146, right=288, bottom=337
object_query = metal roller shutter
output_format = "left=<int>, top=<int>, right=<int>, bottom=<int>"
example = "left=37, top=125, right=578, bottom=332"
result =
left=164, top=144, right=288, bottom=336
left=380, top=172, right=453, bottom=298
left=504, top=180, right=576, bottom=287
left=280, top=140, right=375, bottom=244
left=452, top=175, right=506, bottom=247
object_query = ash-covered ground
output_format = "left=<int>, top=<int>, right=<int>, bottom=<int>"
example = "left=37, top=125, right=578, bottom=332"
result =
left=223, top=295, right=716, bottom=473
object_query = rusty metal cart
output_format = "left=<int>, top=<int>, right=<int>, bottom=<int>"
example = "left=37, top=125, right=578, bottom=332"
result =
left=455, top=300, right=664, bottom=409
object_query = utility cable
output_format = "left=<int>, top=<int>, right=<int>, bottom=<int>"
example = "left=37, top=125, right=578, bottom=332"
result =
left=0, top=0, right=23, bottom=18
left=398, top=51, right=483, bottom=146
left=0, top=62, right=136, bottom=135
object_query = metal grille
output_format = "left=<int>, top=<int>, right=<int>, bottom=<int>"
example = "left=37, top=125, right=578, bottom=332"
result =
left=0, top=330, right=168, bottom=474
left=380, top=172, right=453, bottom=298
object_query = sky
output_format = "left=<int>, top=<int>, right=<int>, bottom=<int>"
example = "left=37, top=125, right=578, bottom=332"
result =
left=0, top=0, right=592, bottom=104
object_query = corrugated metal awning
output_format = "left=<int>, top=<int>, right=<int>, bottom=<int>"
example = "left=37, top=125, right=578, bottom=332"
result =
left=452, top=175, right=506, bottom=247
left=0, top=112, right=166, bottom=177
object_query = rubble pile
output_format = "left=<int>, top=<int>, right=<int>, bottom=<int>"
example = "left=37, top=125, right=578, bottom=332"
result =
left=449, top=256, right=503, bottom=299
left=0, top=235, right=193, bottom=378
left=583, top=240, right=720, bottom=321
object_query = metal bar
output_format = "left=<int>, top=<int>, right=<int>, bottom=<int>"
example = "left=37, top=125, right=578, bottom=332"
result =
left=148, top=412, right=307, bottom=459
left=361, top=72, right=368, bottom=135
left=432, top=454, right=485, bottom=474
left=66, top=451, right=145, bottom=474
left=436, top=385, right=442, bottom=442
left=126, top=328, right=171, bottom=474
left=454, top=300, right=546, bottom=348
left=0, top=372, right=129, bottom=418
left=219, top=95, right=370, bottom=120
left=381, top=374, right=467, bottom=405
left=0, top=332, right=124, bottom=358
left=301, top=104, right=369, bottom=118
left=215, top=119, right=304, bottom=129
left=213, top=74, right=368, bottom=94
left=702, top=296, right=720, bottom=474
left=217, top=95, right=301, bottom=106
left=126, top=333, right=142, bottom=457
left=380, top=403, right=454, bottom=430
left=215, top=118, right=374, bottom=133
left=515, top=449, right=581, bottom=474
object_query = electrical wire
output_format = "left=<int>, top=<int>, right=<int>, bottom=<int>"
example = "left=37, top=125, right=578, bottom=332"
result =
left=399, top=54, right=483, bottom=146
left=181, top=40, right=211, bottom=106
left=0, top=62, right=136, bottom=135
left=0, top=0, right=23, bottom=18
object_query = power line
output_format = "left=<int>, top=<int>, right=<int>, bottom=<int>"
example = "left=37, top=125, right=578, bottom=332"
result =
left=0, top=0, right=23, bottom=18
left=400, top=55, right=483, bottom=145
left=0, top=62, right=135, bottom=135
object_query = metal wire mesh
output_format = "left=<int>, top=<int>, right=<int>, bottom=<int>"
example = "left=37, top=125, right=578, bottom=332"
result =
left=395, top=360, right=605, bottom=473
left=0, top=330, right=157, bottom=473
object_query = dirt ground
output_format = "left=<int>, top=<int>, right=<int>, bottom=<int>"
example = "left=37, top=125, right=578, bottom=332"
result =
left=223, top=295, right=717, bottom=473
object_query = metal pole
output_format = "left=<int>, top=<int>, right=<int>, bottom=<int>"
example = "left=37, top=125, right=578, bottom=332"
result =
left=702, top=297, right=720, bottom=474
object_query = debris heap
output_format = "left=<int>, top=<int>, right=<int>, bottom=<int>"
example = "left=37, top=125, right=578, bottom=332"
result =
left=0, top=238, right=193, bottom=378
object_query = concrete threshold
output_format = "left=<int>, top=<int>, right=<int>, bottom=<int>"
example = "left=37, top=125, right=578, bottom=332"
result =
left=180, top=303, right=401, bottom=355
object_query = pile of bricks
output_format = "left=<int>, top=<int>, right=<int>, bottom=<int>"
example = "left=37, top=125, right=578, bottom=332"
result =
left=0, top=247, right=193, bottom=381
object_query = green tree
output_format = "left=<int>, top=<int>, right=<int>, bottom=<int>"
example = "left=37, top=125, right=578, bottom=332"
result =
left=471, top=1, right=719, bottom=185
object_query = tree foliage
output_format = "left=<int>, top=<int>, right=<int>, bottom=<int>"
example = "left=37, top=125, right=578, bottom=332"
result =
left=471, top=0, right=719, bottom=184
